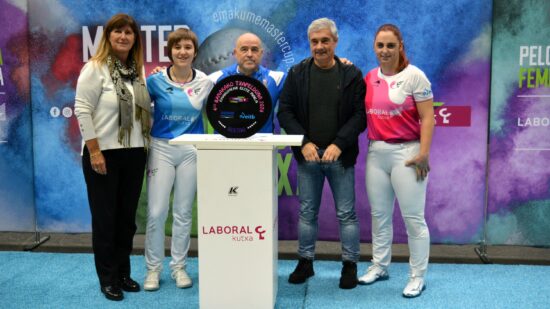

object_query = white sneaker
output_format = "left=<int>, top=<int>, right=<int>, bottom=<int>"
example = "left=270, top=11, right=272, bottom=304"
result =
left=172, top=269, right=192, bottom=288
left=143, top=271, right=160, bottom=291
left=402, top=276, right=426, bottom=298
left=358, top=264, right=389, bottom=285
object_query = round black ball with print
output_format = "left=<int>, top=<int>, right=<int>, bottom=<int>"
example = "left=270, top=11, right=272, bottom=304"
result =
left=206, top=75, right=272, bottom=138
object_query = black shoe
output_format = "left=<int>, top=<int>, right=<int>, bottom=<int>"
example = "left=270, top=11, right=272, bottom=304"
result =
left=288, top=258, right=314, bottom=284
left=339, top=261, right=358, bottom=289
left=101, top=285, right=123, bottom=301
left=119, top=276, right=140, bottom=292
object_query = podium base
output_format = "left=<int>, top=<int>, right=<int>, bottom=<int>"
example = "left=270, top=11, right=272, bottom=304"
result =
left=474, top=243, right=492, bottom=264
left=23, top=232, right=50, bottom=251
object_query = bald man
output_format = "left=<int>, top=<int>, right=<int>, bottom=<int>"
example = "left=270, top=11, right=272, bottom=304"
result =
left=209, top=33, right=286, bottom=133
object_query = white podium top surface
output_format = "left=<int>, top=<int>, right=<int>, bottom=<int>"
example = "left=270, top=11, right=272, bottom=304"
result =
left=169, top=133, right=303, bottom=149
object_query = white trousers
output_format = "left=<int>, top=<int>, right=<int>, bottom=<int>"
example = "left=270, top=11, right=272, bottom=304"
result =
left=145, top=137, right=197, bottom=272
left=366, top=140, right=430, bottom=277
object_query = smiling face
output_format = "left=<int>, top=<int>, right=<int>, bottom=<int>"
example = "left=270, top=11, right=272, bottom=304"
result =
left=374, top=30, right=402, bottom=71
left=234, top=33, right=263, bottom=76
left=108, top=25, right=135, bottom=62
left=171, top=39, right=196, bottom=69
left=309, top=28, right=337, bottom=68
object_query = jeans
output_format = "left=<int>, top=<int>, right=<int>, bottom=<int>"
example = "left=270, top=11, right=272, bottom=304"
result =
left=297, top=149, right=360, bottom=262
left=366, top=140, right=430, bottom=277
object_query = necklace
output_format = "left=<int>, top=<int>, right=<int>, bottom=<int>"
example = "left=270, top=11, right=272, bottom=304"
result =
left=171, top=67, right=193, bottom=85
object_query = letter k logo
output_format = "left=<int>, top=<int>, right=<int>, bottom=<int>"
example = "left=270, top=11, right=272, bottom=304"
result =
left=228, top=186, right=239, bottom=195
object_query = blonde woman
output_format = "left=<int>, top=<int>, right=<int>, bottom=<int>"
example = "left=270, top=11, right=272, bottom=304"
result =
left=74, top=13, right=150, bottom=301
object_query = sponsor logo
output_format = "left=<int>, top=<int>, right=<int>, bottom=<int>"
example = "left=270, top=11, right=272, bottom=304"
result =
left=220, top=111, right=235, bottom=119
left=517, top=117, right=550, bottom=127
left=239, top=112, right=256, bottom=120
left=161, top=114, right=194, bottom=122
left=227, top=127, right=246, bottom=133
left=228, top=186, right=239, bottom=195
left=422, top=88, right=432, bottom=96
left=255, top=226, right=266, bottom=240
left=202, top=225, right=267, bottom=241
left=434, top=106, right=471, bottom=127
left=147, top=168, right=158, bottom=177
left=186, top=88, right=194, bottom=96
left=228, top=96, right=248, bottom=103
left=390, top=80, right=403, bottom=89
left=367, top=107, right=404, bottom=118
left=165, top=87, right=174, bottom=94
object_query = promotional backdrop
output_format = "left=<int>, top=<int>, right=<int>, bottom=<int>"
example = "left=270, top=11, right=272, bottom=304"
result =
left=2, top=0, right=546, bottom=247
left=0, top=0, right=34, bottom=231
left=487, top=0, right=550, bottom=246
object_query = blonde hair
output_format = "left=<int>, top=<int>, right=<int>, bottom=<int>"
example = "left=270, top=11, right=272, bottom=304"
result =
left=90, top=13, right=145, bottom=79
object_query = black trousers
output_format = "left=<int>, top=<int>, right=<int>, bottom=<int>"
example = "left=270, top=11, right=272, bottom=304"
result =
left=82, top=146, right=146, bottom=287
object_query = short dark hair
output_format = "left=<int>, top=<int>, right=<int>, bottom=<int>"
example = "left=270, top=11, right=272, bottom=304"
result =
left=167, top=28, right=199, bottom=63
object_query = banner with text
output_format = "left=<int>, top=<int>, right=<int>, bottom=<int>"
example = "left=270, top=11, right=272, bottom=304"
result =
left=0, top=0, right=494, bottom=245
left=0, top=0, right=35, bottom=231
left=487, top=0, right=550, bottom=246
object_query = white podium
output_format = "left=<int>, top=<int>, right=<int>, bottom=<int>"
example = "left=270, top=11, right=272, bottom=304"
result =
left=170, top=133, right=303, bottom=309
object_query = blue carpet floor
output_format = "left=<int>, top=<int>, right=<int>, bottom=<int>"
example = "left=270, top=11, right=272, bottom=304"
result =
left=0, top=251, right=549, bottom=308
